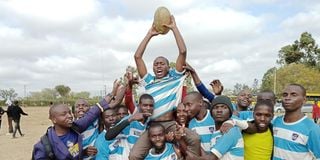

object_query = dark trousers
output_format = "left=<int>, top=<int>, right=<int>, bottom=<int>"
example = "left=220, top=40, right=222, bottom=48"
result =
left=13, top=119, right=23, bottom=137
left=8, top=117, right=13, bottom=133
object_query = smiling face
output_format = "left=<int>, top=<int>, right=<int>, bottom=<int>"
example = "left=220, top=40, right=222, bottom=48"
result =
left=282, top=85, right=306, bottom=113
left=176, top=103, right=188, bottom=126
left=50, top=104, right=74, bottom=129
left=237, top=90, right=253, bottom=109
left=153, top=57, right=170, bottom=79
left=139, top=98, right=154, bottom=115
left=254, top=104, right=273, bottom=132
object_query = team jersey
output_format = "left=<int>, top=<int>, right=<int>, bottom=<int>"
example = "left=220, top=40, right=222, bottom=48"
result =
left=81, top=118, right=99, bottom=160
left=232, top=104, right=253, bottom=121
left=243, top=128, right=273, bottom=160
left=143, top=69, right=186, bottom=120
left=145, top=143, right=178, bottom=160
left=94, top=130, right=111, bottom=159
left=94, top=130, right=131, bottom=160
left=117, top=115, right=147, bottom=148
left=272, top=115, right=320, bottom=160
left=211, top=126, right=244, bottom=160
left=188, top=109, right=215, bottom=152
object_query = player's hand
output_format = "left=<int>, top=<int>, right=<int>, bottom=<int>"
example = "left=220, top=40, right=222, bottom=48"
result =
left=210, top=79, right=223, bottom=95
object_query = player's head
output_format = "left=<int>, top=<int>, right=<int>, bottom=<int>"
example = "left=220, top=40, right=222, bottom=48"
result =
left=153, top=56, right=170, bottom=79
left=138, top=94, right=154, bottom=115
left=148, top=123, right=166, bottom=150
left=74, top=98, right=90, bottom=119
left=211, top=96, right=233, bottom=123
left=253, top=100, right=274, bottom=132
left=183, top=91, right=203, bottom=119
left=49, top=104, right=73, bottom=129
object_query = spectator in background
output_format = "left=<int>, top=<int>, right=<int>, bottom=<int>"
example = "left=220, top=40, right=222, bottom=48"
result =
left=10, top=100, right=28, bottom=138
left=0, top=106, right=5, bottom=131
left=312, top=100, right=320, bottom=123
left=5, top=99, right=13, bottom=134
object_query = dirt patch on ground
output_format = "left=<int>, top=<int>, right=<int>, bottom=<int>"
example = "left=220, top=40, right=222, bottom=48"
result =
left=0, top=106, right=52, bottom=160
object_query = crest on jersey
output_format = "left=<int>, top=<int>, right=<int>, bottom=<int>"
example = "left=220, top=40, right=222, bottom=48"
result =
left=209, top=127, right=215, bottom=133
left=292, top=133, right=299, bottom=141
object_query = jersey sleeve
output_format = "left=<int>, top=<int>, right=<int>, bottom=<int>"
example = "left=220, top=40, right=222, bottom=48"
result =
left=142, top=73, right=154, bottom=84
left=211, top=127, right=240, bottom=158
left=94, top=132, right=110, bottom=159
left=307, top=126, right=320, bottom=158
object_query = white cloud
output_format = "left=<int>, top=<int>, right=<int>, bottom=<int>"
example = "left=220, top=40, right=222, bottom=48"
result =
left=0, top=0, right=320, bottom=97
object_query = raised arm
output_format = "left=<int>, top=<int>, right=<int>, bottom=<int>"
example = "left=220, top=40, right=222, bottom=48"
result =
left=184, top=63, right=215, bottom=102
left=164, top=16, right=186, bottom=72
left=134, top=25, right=160, bottom=78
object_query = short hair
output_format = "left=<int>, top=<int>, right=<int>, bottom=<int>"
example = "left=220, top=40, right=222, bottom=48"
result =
left=103, top=107, right=115, bottom=113
left=139, top=94, right=154, bottom=104
left=257, top=90, right=276, bottom=102
left=49, top=104, right=68, bottom=119
left=203, top=99, right=212, bottom=109
left=75, top=98, right=89, bottom=106
left=254, top=100, right=274, bottom=113
left=148, top=123, right=165, bottom=135
left=155, top=56, right=169, bottom=66
left=186, top=91, right=203, bottom=101
left=114, top=104, right=128, bottom=112
left=288, top=83, right=306, bottom=96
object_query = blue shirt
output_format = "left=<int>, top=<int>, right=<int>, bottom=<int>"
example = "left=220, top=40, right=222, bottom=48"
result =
left=145, top=143, right=178, bottom=160
left=272, top=115, right=320, bottom=160
left=211, top=126, right=244, bottom=160
left=143, top=69, right=186, bottom=120
left=189, top=109, right=215, bottom=152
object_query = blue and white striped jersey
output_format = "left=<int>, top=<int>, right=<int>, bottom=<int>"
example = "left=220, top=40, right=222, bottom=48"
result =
left=272, top=115, right=320, bottom=160
left=211, top=126, right=244, bottom=160
left=143, top=69, right=186, bottom=120
left=118, top=115, right=147, bottom=149
left=145, top=143, right=178, bottom=160
left=81, top=118, right=99, bottom=160
left=189, top=109, right=215, bottom=153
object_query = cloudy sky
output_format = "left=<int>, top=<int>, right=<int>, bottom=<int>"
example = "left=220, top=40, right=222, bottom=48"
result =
left=1, top=0, right=320, bottom=97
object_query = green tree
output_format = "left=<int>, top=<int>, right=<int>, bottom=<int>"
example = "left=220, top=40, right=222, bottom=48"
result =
left=261, top=67, right=277, bottom=92
left=70, top=91, right=90, bottom=100
left=233, top=83, right=250, bottom=95
left=0, top=88, right=18, bottom=100
left=55, top=85, right=71, bottom=102
left=261, top=63, right=320, bottom=96
left=29, top=88, right=58, bottom=101
left=278, top=32, right=320, bottom=69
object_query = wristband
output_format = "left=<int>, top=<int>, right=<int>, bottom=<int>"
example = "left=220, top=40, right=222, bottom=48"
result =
left=96, top=103, right=104, bottom=112
left=107, top=93, right=115, bottom=100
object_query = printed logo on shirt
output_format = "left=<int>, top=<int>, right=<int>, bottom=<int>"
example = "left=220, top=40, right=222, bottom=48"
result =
left=209, top=127, right=215, bottom=133
left=171, top=154, right=177, bottom=160
left=113, top=139, right=120, bottom=148
left=68, top=143, right=79, bottom=157
left=292, top=133, right=299, bottom=141
left=133, top=130, right=141, bottom=136
left=67, top=141, right=74, bottom=148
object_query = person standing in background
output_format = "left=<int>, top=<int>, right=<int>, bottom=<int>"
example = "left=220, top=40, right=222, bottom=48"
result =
left=10, top=100, right=28, bottom=138
left=312, top=100, right=320, bottom=123
left=5, top=99, right=13, bottom=134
